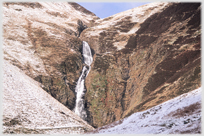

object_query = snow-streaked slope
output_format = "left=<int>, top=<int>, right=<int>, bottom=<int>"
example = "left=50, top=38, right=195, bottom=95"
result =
left=3, top=2, right=98, bottom=78
left=94, top=2, right=169, bottom=31
left=3, top=60, right=94, bottom=134
left=80, top=2, right=173, bottom=54
left=83, top=2, right=170, bottom=39
left=91, top=87, right=201, bottom=134
left=38, top=2, right=98, bottom=26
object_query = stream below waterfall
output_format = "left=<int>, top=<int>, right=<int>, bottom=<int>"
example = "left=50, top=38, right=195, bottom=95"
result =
left=73, top=41, right=93, bottom=120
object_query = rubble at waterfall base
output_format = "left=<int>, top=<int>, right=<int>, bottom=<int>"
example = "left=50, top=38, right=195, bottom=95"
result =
left=89, top=87, right=201, bottom=134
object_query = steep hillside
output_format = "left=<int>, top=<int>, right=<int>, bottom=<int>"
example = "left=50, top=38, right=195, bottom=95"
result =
left=3, top=1, right=201, bottom=132
left=3, top=60, right=94, bottom=134
left=89, top=87, right=201, bottom=134
left=3, top=2, right=99, bottom=111
left=80, top=2, right=201, bottom=127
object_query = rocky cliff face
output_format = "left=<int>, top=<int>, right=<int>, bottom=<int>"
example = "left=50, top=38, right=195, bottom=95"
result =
left=3, top=1, right=201, bottom=131
left=80, top=2, right=201, bottom=127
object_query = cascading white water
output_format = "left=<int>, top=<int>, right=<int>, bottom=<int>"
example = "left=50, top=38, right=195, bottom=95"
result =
left=83, top=41, right=93, bottom=66
left=73, top=41, right=93, bottom=120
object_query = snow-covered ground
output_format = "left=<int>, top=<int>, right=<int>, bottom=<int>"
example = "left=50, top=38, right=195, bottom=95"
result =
left=3, top=60, right=94, bottom=134
left=92, top=87, right=201, bottom=134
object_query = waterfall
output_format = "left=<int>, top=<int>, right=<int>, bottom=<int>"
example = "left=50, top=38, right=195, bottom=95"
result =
left=73, top=41, right=93, bottom=120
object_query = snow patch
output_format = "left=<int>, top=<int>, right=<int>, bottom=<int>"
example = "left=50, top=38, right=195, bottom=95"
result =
left=113, top=41, right=128, bottom=50
left=96, top=87, right=201, bottom=134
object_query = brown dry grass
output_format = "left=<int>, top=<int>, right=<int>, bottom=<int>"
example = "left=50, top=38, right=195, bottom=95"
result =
left=179, top=126, right=201, bottom=134
left=167, top=102, right=201, bottom=118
